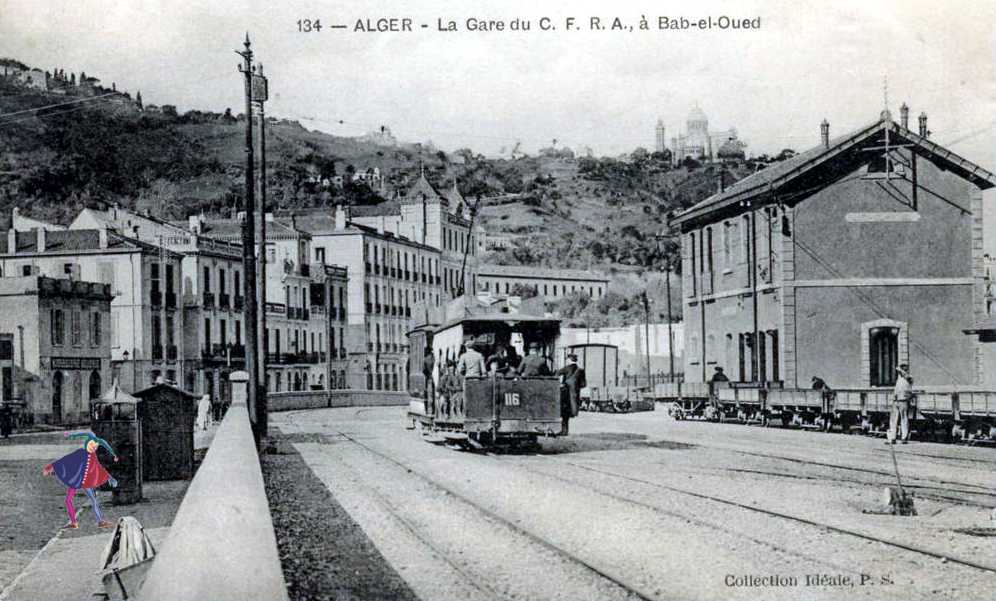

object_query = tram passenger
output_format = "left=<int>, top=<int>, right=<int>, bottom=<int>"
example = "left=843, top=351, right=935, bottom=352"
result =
left=439, top=360, right=462, bottom=419
left=516, top=343, right=552, bottom=377
left=556, top=354, right=586, bottom=435
left=457, top=338, right=486, bottom=378
left=708, top=366, right=729, bottom=402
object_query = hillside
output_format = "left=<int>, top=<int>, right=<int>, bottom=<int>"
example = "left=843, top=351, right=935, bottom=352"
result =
left=0, top=59, right=794, bottom=326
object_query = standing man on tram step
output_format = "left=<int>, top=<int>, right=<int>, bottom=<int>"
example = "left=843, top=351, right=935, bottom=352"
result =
left=556, top=354, right=585, bottom=435
left=888, top=363, right=913, bottom=445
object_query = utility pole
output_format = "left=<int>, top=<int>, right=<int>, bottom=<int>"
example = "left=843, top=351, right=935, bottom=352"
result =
left=237, top=33, right=262, bottom=442
left=750, top=201, right=759, bottom=383
left=457, top=196, right=478, bottom=297
left=254, top=63, right=269, bottom=404
left=642, top=290, right=651, bottom=388
left=665, top=259, right=675, bottom=383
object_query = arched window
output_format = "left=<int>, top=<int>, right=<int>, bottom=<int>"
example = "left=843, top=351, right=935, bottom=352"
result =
left=52, top=371, right=64, bottom=423
left=88, top=370, right=102, bottom=401
left=294, top=372, right=302, bottom=391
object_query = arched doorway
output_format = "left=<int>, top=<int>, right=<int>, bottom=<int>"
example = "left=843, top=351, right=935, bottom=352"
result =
left=88, top=370, right=102, bottom=402
left=51, top=371, right=64, bottom=424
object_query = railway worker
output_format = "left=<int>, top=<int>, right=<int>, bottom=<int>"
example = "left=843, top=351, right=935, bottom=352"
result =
left=422, top=347, right=436, bottom=413
left=517, top=343, right=552, bottom=377
left=811, top=376, right=829, bottom=390
left=457, top=338, right=487, bottom=378
left=888, top=364, right=913, bottom=445
left=708, top=366, right=729, bottom=400
left=556, top=354, right=586, bottom=435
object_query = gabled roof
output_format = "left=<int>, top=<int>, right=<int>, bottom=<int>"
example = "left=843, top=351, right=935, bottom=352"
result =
left=671, top=115, right=996, bottom=229
left=350, top=200, right=400, bottom=217
left=194, top=219, right=307, bottom=242
left=403, top=173, right=448, bottom=206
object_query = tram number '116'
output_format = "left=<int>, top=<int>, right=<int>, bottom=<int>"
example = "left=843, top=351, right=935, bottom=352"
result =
left=504, top=392, right=520, bottom=406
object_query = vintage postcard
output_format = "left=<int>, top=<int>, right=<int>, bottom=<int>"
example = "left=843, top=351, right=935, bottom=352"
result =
left=0, top=1, right=994, bottom=600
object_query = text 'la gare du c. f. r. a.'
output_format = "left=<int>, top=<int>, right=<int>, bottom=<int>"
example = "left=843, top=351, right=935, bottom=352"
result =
left=345, top=15, right=762, bottom=33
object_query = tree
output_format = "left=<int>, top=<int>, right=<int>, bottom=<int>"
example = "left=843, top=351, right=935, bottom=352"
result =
left=510, top=283, right=538, bottom=299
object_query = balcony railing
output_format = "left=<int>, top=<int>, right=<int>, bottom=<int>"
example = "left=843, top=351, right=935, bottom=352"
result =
left=203, top=292, right=215, bottom=308
left=266, top=302, right=285, bottom=314
left=302, top=308, right=310, bottom=321
left=219, top=293, right=231, bottom=308
left=234, top=296, right=245, bottom=311
left=152, top=345, right=164, bottom=361
left=166, top=345, right=178, bottom=361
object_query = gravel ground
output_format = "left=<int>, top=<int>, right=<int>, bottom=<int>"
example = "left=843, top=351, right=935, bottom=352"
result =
left=261, top=432, right=419, bottom=601
left=272, top=407, right=996, bottom=601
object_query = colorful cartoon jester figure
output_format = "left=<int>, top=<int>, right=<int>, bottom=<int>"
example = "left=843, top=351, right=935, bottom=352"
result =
left=42, top=431, right=119, bottom=529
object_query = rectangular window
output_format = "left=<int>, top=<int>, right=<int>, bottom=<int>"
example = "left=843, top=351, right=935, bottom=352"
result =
left=204, top=318, right=211, bottom=351
left=689, top=232, right=697, bottom=295
left=166, top=264, right=175, bottom=293
left=723, top=222, right=732, bottom=266
left=165, top=314, right=174, bottom=346
left=51, top=310, right=65, bottom=346
left=235, top=320, right=242, bottom=346
left=151, top=263, right=161, bottom=297
left=90, top=312, right=101, bottom=346
left=220, top=319, right=227, bottom=345
left=71, top=311, right=82, bottom=346
left=219, top=268, right=227, bottom=294
left=234, top=271, right=241, bottom=297
left=151, top=314, right=162, bottom=350
left=203, top=266, right=211, bottom=292
left=22, top=265, right=31, bottom=276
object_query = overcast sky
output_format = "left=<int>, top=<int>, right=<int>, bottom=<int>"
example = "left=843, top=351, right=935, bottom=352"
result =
left=3, top=0, right=993, bottom=160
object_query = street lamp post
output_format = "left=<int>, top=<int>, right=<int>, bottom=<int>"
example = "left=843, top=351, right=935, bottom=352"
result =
left=655, top=232, right=676, bottom=384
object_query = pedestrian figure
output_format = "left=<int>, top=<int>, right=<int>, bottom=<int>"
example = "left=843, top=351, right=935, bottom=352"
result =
left=516, top=343, right=552, bottom=377
left=888, top=364, right=913, bottom=444
left=811, top=376, right=828, bottom=390
left=422, top=346, right=436, bottom=414
left=196, top=394, right=212, bottom=431
left=556, top=354, right=586, bottom=435
left=0, top=402, right=12, bottom=438
left=42, top=431, right=119, bottom=529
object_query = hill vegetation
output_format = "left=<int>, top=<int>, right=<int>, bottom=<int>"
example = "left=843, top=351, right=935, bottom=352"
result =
left=0, top=59, right=797, bottom=326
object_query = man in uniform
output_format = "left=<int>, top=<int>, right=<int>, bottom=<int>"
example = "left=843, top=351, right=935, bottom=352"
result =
left=888, top=363, right=914, bottom=445
left=516, top=343, right=552, bottom=377
left=439, top=360, right=462, bottom=419
left=556, top=354, right=586, bottom=435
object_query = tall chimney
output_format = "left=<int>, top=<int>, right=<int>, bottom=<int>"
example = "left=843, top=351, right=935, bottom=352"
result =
left=98, top=226, right=109, bottom=249
left=820, top=119, right=830, bottom=148
left=918, top=112, right=929, bottom=137
left=7, top=229, right=16, bottom=254
left=335, top=205, right=347, bottom=231
left=36, top=228, right=46, bottom=253
left=899, top=103, right=909, bottom=129
left=11, top=207, right=19, bottom=230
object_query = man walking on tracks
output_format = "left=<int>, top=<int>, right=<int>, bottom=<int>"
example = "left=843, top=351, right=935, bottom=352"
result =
left=517, top=343, right=552, bottom=377
left=556, top=354, right=586, bottom=435
left=888, top=364, right=913, bottom=444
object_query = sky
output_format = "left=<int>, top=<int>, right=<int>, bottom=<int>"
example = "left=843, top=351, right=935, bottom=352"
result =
left=2, top=0, right=993, bottom=158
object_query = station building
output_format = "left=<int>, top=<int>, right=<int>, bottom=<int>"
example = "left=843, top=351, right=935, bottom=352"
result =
left=0, top=276, right=112, bottom=424
left=670, top=106, right=995, bottom=389
left=476, top=264, right=608, bottom=300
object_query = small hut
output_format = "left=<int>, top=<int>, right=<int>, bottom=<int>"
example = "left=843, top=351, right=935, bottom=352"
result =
left=132, top=382, right=197, bottom=481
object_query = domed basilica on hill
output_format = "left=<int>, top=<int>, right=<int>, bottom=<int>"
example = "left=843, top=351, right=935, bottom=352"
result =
left=655, top=104, right=746, bottom=165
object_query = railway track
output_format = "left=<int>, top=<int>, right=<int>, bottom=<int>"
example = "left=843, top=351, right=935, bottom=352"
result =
left=333, top=431, right=658, bottom=601
left=494, top=453, right=996, bottom=577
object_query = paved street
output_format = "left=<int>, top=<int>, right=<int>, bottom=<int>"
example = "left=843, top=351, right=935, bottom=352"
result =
left=272, top=406, right=996, bottom=601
